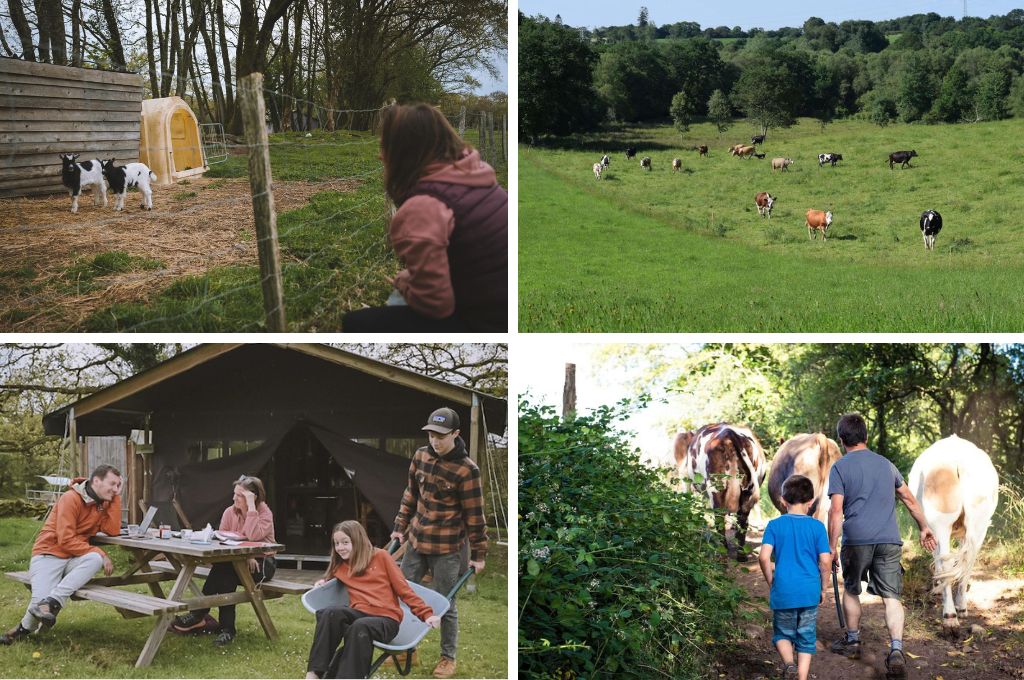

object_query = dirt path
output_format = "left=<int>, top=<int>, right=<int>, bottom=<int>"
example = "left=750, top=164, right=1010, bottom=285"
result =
left=714, top=533, right=1024, bottom=679
left=0, top=176, right=358, bottom=330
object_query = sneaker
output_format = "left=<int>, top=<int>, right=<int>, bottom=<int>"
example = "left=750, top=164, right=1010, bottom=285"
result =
left=0, top=624, right=31, bottom=645
left=830, top=637, right=861, bottom=659
left=28, top=598, right=61, bottom=629
left=432, top=656, right=456, bottom=678
left=782, top=663, right=798, bottom=680
left=213, top=630, right=235, bottom=647
left=171, top=611, right=206, bottom=633
left=886, top=649, right=907, bottom=678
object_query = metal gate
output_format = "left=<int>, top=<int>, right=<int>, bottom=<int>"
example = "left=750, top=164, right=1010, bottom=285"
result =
left=200, top=123, right=229, bottom=165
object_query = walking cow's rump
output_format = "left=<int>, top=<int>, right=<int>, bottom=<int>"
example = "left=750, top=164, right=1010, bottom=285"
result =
left=920, top=210, right=943, bottom=250
left=685, top=423, right=767, bottom=561
left=908, top=435, right=999, bottom=640
left=768, top=433, right=842, bottom=524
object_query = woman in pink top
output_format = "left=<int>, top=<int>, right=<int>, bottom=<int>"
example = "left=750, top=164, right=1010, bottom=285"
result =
left=171, top=475, right=276, bottom=646
left=305, top=520, right=439, bottom=679
left=342, top=103, right=508, bottom=333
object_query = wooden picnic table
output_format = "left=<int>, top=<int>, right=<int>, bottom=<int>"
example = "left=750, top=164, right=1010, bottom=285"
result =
left=90, top=533, right=287, bottom=667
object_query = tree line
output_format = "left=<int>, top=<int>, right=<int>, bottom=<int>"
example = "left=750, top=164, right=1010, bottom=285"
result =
left=520, top=10, right=1024, bottom=139
left=1, top=0, right=507, bottom=133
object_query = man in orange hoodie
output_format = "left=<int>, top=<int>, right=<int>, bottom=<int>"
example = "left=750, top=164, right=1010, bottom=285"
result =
left=1, top=465, right=122, bottom=645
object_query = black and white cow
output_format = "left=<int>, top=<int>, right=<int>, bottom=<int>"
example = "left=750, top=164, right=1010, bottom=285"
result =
left=100, top=159, right=157, bottom=211
left=59, top=153, right=107, bottom=214
left=817, top=152, right=843, bottom=167
left=640, top=156, right=652, bottom=171
left=625, top=146, right=638, bottom=160
left=920, top=210, right=943, bottom=250
left=601, top=154, right=611, bottom=167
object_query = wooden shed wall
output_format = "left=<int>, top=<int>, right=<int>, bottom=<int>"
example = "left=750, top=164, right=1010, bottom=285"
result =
left=0, top=57, right=144, bottom=198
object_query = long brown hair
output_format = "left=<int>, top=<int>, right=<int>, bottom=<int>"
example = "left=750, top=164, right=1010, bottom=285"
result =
left=381, top=103, right=469, bottom=204
left=322, top=520, right=375, bottom=578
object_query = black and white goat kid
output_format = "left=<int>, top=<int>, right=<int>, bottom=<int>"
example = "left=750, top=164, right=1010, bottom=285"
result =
left=101, top=159, right=157, bottom=211
left=59, top=153, right=107, bottom=213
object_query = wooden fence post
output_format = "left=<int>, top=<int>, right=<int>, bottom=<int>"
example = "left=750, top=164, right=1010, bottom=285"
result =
left=458, top=106, right=466, bottom=136
left=563, top=363, right=577, bottom=421
left=238, top=72, right=286, bottom=332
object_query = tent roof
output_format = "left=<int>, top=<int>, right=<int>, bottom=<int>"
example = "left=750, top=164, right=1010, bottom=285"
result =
left=42, top=344, right=506, bottom=438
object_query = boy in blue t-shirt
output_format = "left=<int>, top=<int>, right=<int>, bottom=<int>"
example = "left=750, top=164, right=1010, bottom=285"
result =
left=758, top=475, right=832, bottom=680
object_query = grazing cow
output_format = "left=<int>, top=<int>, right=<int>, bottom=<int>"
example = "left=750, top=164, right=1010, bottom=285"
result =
left=737, top=145, right=756, bottom=158
left=767, top=433, right=842, bottom=525
left=698, top=145, right=709, bottom=157
left=59, top=153, right=107, bottom=214
left=755, top=192, right=775, bottom=219
left=920, top=210, right=943, bottom=250
left=818, top=152, right=843, bottom=167
left=672, top=431, right=697, bottom=492
left=908, top=435, right=999, bottom=639
left=888, top=149, right=918, bottom=169
left=729, top=143, right=745, bottom=156
left=625, top=146, right=638, bottom=160
left=672, top=158, right=682, bottom=172
left=683, top=423, right=768, bottom=561
left=806, top=209, right=833, bottom=239
left=640, top=156, right=652, bottom=171
left=771, top=157, right=794, bottom=171
left=601, top=154, right=611, bottom=167
left=751, top=134, right=766, bottom=145
left=100, top=159, right=157, bottom=211
left=592, top=162, right=603, bottom=180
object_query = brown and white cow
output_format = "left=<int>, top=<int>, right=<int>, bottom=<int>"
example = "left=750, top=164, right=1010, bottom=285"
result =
left=698, top=145, right=709, bottom=157
left=683, top=423, right=768, bottom=561
left=806, top=209, right=833, bottom=239
left=737, top=145, right=756, bottom=159
left=767, top=433, right=842, bottom=525
left=909, top=435, right=999, bottom=639
left=672, top=158, right=682, bottom=172
left=672, top=430, right=696, bottom=492
left=755, top=192, right=775, bottom=219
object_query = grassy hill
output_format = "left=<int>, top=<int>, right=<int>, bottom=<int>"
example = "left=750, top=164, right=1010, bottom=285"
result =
left=519, top=117, right=1024, bottom=332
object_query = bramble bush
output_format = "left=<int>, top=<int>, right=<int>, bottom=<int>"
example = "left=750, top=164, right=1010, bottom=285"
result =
left=518, top=400, right=747, bottom=679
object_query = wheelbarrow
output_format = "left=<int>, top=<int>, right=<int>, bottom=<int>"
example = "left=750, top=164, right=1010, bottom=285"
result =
left=301, top=539, right=475, bottom=678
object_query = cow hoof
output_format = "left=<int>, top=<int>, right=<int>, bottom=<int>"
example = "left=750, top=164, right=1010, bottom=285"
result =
left=942, top=623, right=960, bottom=641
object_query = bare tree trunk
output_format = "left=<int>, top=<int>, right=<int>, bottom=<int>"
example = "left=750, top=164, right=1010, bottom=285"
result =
left=198, top=0, right=224, bottom=122
left=154, top=0, right=168, bottom=93
left=9, top=0, right=37, bottom=61
left=70, top=0, right=83, bottom=66
left=165, top=0, right=180, bottom=97
left=216, top=0, right=235, bottom=128
left=34, top=0, right=51, bottom=63
left=563, top=363, right=576, bottom=421
left=145, top=0, right=159, bottom=95
left=101, top=0, right=127, bottom=69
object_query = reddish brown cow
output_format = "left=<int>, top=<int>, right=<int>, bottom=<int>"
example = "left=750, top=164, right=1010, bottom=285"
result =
left=767, top=433, right=842, bottom=524
left=672, top=430, right=696, bottom=491
left=685, top=423, right=768, bottom=561
left=698, top=145, right=709, bottom=157
left=806, top=209, right=833, bottom=240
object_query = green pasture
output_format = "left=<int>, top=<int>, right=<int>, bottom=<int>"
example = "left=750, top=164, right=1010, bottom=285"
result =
left=0, top=518, right=508, bottom=679
left=519, top=117, right=1024, bottom=332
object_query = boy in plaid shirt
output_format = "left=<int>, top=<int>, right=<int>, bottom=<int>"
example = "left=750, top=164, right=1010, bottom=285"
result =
left=391, top=407, right=487, bottom=678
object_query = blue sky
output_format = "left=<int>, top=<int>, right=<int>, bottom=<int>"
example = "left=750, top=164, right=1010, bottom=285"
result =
left=473, top=50, right=508, bottom=94
left=517, top=0, right=1024, bottom=31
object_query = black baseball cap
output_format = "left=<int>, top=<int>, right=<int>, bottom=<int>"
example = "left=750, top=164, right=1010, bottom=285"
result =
left=422, top=407, right=460, bottom=434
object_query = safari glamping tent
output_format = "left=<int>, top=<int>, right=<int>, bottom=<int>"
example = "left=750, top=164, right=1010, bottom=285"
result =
left=139, top=96, right=208, bottom=185
left=41, top=344, right=507, bottom=560
left=0, top=57, right=144, bottom=198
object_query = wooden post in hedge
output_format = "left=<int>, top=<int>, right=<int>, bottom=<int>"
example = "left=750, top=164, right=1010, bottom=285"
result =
left=563, top=363, right=576, bottom=421
left=238, top=72, right=286, bottom=332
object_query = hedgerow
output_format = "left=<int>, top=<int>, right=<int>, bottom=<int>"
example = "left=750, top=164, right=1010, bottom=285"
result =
left=518, top=400, right=746, bottom=679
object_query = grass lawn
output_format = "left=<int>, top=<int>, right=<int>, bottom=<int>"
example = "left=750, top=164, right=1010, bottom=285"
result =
left=81, top=127, right=507, bottom=332
left=0, top=518, right=508, bottom=678
left=519, top=117, right=1024, bottom=332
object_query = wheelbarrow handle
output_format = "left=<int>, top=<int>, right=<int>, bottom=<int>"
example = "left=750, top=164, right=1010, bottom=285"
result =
left=445, top=565, right=476, bottom=602
left=385, top=537, right=401, bottom=554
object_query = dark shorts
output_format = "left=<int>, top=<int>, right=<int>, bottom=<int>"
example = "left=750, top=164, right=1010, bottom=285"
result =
left=841, top=543, right=903, bottom=598
left=772, top=605, right=818, bottom=654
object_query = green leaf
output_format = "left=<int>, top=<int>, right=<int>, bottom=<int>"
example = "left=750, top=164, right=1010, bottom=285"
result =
left=527, top=559, right=540, bottom=576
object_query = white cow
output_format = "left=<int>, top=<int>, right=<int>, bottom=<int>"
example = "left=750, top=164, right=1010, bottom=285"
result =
left=592, top=162, right=603, bottom=180
left=908, top=435, right=999, bottom=639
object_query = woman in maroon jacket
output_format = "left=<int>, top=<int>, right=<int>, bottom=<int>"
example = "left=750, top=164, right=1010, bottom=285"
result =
left=343, top=103, right=508, bottom=333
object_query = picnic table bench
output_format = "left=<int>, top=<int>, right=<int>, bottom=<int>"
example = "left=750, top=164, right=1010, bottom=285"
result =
left=4, top=534, right=311, bottom=668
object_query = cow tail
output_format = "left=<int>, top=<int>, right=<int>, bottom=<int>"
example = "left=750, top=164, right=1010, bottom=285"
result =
left=931, top=530, right=981, bottom=595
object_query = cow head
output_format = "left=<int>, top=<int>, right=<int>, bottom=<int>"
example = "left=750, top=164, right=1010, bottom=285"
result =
left=825, top=211, right=833, bottom=227
left=766, top=194, right=775, bottom=211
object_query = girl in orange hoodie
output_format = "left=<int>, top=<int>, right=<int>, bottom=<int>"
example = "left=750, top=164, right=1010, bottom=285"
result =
left=342, top=103, right=508, bottom=333
left=305, top=520, right=439, bottom=679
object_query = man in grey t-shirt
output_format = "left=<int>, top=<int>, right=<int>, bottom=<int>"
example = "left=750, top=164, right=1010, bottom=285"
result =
left=827, top=414, right=936, bottom=679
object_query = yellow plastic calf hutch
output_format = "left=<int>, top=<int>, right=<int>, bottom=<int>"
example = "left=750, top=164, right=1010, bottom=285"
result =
left=139, top=97, right=208, bottom=185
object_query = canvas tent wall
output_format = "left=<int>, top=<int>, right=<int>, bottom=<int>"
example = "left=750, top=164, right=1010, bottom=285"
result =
left=42, top=344, right=506, bottom=554
left=139, top=97, right=208, bottom=185
left=0, top=57, right=144, bottom=198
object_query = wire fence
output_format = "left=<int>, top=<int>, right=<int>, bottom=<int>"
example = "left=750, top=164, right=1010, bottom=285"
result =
left=0, top=68, right=507, bottom=332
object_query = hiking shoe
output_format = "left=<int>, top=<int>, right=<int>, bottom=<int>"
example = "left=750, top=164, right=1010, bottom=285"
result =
left=886, top=649, right=907, bottom=678
left=28, top=597, right=61, bottom=629
left=171, top=611, right=206, bottom=633
left=433, top=656, right=456, bottom=678
left=830, top=637, right=861, bottom=659
left=0, top=624, right=31, bottom=645
left=782, top=663, right=798, bottom=679
left=213, top=630, right=235, bottom=646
